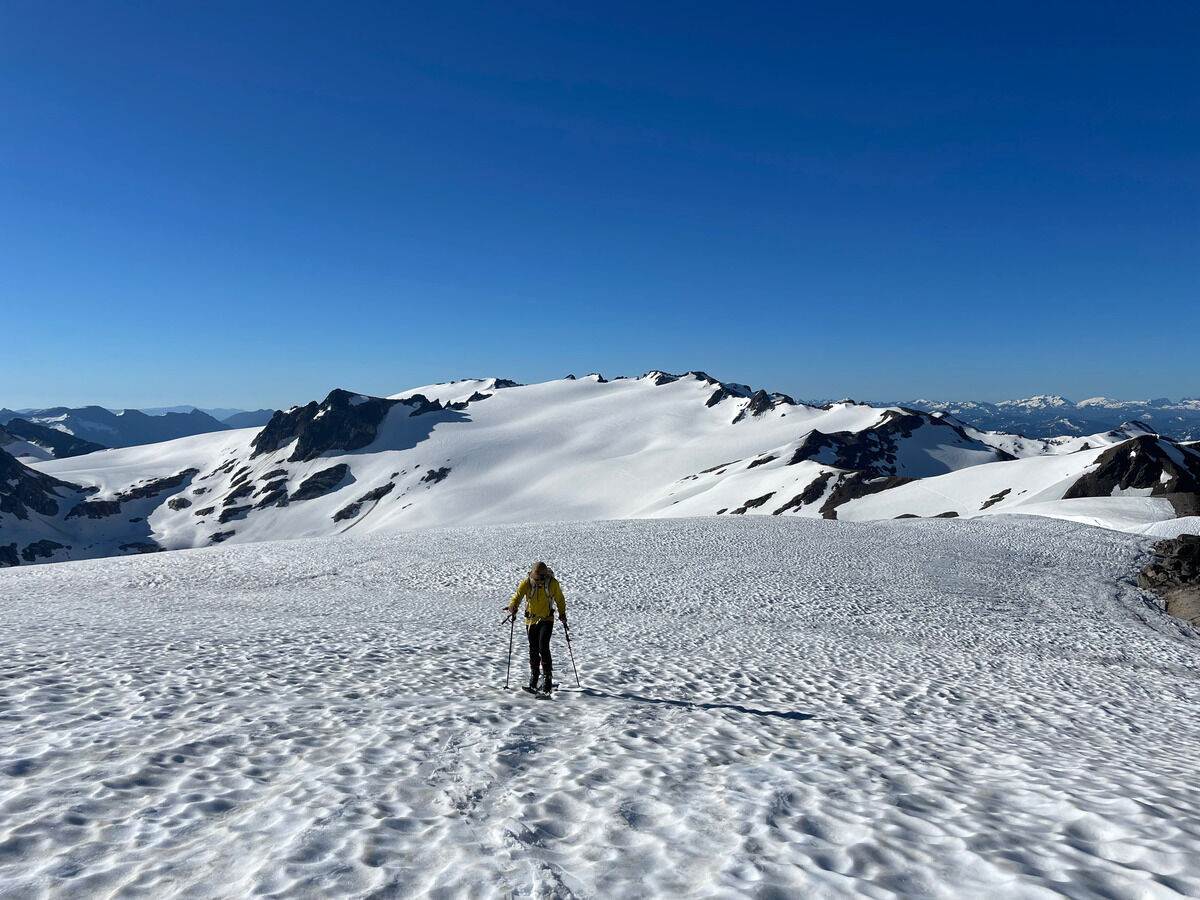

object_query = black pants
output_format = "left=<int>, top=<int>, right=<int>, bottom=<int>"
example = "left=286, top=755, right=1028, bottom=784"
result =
left=528, top=620, right=553, bottom=672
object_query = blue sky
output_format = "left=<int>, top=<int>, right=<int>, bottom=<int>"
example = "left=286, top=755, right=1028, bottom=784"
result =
left=2, top=1, right=1196, bottom=409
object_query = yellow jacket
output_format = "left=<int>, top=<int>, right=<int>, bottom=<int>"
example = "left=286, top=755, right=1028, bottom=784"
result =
left=510, top=577, right=566, bottom=624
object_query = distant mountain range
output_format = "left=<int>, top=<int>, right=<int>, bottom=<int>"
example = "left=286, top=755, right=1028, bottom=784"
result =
left=3, top=394, right=1196, bottom=464
left=870, top=396, right=1200, bottom=442
left=2, top=373, right=1197, bottom=568
left=0, top=406, right=276, bottom=459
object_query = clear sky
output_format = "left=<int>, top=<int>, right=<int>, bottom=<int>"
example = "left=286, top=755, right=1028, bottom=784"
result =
left=2, top=1, right=1197, bottom=410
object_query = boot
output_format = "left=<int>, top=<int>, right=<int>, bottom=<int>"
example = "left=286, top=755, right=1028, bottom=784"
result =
left=528, top=667, right=539, bottom=692
left=540, top=664, right=553, bottom=694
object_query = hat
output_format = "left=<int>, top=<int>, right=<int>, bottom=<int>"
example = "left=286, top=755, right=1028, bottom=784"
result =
left=530, top=561, right=549, bottom=581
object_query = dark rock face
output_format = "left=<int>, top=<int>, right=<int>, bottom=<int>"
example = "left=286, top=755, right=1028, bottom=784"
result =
left=168, top=497, right=192, bottom=510
left=731, top=390, right=796, bottom=424
left=730, top=492, right=775, bottom=515
left=980, top=489, right=1012, bottom=510
left=291, top=464, right=352, bottom=502
left=706, top=387, right=738, bottom=408
left=66, top=500, right=122, bottom=520
left=194, top=506, right=215, bottom=517
left=219, top=505, right=252, bottom=524
left=20, top=540, right=66, bottom=562
left=819, top=474, right=914, bottom=520
left=119, top=541, right=160, bottom=554
left=210, top=531, right=235, bottom=544
left=333, top=503, right=360, bottom=523
left=255, top=489, right=289, bottom=509
left=0, top=448, right=79, bottom=519
left=788, top=410, right=1012, bottom=478
left=358, top=483, right=397, bottom=503
left=254, top=478, right=290, bottom=509
left=0, top=544, right=17, bottom=567
left=118, top=469, right=200, bottom=503
left=747, top=455, right=778, bottom=470
left=62, top=468, right=199, bottom=519
left=421, top=467, right=450, bottom=485
left=773, top=472, right=834, bottom=515
left=1139, top=534, right=1200, bottom=626
left=333, top=481, right=397, bottom=523
left=256, top=478, right=288, bottom=496
left=251, top=390, right=440, bottom=463
left=1, top=418, right=106, bottom=458
left=223, top=483, right=255, bottom=506
left=1064, top=436, right=1200, bottom=503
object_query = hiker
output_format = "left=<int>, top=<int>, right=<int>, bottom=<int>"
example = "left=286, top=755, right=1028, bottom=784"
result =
left=506, top=561, right=567, bottom=694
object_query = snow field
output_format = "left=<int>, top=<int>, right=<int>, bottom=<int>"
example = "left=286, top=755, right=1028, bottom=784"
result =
left=1, top=516, right=1199, bottom=898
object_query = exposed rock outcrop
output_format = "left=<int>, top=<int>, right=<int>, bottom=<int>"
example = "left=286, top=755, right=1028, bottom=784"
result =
left=20, top=540, right=66, bottom=562
left=118, top=469, right=200, bottom=502
left=119, top=541, right=160, bottom=554
left=66, top=500, right=122, bottom=520
left=788, top=410, right=1013, bottom=478
left=251, top=390, right=440, bottom=463
left=730, top=492, right=775, bottom=515
left=1139, top=535, right=1200, bottom=626
left=773, top=472, right=835, bottom=515
left=65, top=469, right=199, bottom=520
left=0, top=448, right=80, bottom=520
left=290, top=464, right=351, bottom=503
left=820, top=473, right=914, bottom=520
left=731, top=389, right=796, bottom=424
left=1064, top=436, right=1200, bottom=512
left=219, top=506, right=252, bottom=524
left=333, top=482, right=398, bottom=523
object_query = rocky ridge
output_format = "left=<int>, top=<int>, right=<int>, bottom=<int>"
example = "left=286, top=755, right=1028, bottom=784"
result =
left=5, top=373, right=1200, bottom=567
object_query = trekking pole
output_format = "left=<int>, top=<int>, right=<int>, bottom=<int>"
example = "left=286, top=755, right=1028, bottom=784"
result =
left=563, top=622, right=581, bottom=688
left=503, top=612, right=515, bottom=689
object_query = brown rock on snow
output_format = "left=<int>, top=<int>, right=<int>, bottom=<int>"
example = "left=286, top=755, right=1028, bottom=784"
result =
left=1138, top=534, right=1200, bottom=626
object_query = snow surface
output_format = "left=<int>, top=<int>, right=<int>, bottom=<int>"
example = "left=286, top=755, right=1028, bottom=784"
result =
left=0, top=439, right=53, bottom=462
left=2, top=516, right=1199, bottom=898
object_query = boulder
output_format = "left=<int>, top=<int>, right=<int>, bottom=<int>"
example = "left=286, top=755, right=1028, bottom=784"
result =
left=1139, top=534, right=1200, bottom=626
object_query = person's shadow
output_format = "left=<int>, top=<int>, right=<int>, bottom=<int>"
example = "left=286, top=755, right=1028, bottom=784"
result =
left=569, top=687, right=815, bottom=722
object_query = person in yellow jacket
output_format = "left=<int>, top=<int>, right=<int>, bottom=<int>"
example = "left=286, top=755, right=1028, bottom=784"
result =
left=506, top=561, right=567, bottom=694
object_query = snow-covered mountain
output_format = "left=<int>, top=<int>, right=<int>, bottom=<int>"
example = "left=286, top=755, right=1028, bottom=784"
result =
left=220, top=408, right=276, bottom=429
left=0, top=418, right=106, bottom=461
left=3, top=372, right=1199, bottom=567
left=885, top=396, right=1200, bottom=441
left=0, top=405, right=230, bottom=449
